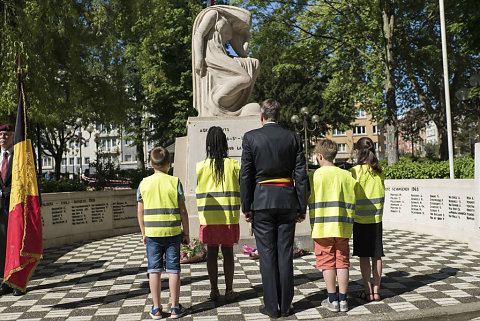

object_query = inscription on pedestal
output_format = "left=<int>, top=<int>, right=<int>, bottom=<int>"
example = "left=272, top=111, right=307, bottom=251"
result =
left=389, top=193, right=403, bottom=214
left=90, top=198, right=107, bottom=224
left=72, top=199, right=89, bottom=225
left=113, top=201, right=136, bottom=221
left=410, top=194, right=425, bottom=215
left=429, top=194, right=444, bottom=221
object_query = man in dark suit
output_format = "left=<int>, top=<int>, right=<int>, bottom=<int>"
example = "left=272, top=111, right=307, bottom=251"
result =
left=0, top=123, right=21, bottom=296
left=240, top=99, right=307, bottom=318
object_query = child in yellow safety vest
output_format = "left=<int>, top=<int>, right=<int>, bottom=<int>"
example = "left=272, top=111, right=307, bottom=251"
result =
left=308, top=139, right=358, bottom=313
left=350, top=137, right=385, bottom=302
left=137, top=147, right=190, bottom=319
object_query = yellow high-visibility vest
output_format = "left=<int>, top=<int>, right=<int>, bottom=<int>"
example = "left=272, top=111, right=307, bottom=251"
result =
left=140, top=173, right=182, bottom=237
left=196, top=158, right=240, bottom=225
left=308, top=166, right=357, bottom=238
left=349, top=164, right=385, bottom=224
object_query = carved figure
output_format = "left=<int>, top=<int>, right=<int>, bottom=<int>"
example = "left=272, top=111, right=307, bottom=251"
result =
left=192, top=5, right=260, bottom=116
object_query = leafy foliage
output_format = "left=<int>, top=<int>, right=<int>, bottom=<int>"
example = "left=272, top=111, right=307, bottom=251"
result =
left=383, top=158, right=474, bottom=179
left=38, top=178, right=86, bottom=193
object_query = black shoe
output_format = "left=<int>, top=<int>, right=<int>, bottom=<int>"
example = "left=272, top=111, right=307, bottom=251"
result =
left=0, top=283, right=13, bottom=296
left=259, top=306, right=280, bottom=319
left=12, top=288, right=25, bottom=296
left=281, top=305, right=294, bottom=317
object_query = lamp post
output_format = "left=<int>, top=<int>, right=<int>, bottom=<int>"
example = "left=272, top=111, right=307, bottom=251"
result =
left=94, top=133, right=100, bottom=164
left=456, top=71, right=480, bottom=144
left=291, top=107, right=320, bottom=171
left=74, top=118, right=94, bottom=180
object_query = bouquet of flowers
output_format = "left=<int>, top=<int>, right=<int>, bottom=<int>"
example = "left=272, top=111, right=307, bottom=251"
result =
left=180, top=238, right=207, bottom=263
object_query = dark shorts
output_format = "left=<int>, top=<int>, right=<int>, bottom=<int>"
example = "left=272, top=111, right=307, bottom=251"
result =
left=146, top=234, right=181, bottom=274
left=353, top=222, right=384, bottom=257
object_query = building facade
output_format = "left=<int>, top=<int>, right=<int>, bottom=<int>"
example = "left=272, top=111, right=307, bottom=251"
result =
left=324, top=110, right=384, bottom=164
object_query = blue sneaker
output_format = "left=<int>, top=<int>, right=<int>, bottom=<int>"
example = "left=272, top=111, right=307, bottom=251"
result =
left=149, top=305, right=163, bottom=320
left=170, top=304, right=186, bottom=319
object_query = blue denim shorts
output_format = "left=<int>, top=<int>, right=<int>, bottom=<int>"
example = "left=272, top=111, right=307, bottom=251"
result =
left=146, top=234, right=182, bottom=274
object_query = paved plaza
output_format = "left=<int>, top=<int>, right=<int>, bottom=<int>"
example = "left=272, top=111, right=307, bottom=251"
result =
left=1, top=229, right=480, bottom=320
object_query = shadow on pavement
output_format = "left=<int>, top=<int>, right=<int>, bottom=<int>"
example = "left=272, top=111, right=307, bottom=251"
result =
left=292, top=267, right=460, bottom=315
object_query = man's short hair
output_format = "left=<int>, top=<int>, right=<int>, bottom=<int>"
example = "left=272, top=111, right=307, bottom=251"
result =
left=260, top=98, right=280, bottom=122
left=150, top=147, right=170, bottom=170
left=315, top=139, right=337, bottom=162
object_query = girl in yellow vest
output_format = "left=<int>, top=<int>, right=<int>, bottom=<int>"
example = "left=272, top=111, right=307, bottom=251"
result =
left=196, top=126, right=240, bottom=302
left=350, top=137, right=385, bottom=302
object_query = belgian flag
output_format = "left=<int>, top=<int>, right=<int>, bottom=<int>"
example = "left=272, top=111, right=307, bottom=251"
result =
left=3, top=64, right=43, bottom=292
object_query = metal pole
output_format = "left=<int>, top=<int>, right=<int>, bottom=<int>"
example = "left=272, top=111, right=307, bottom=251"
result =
left=79, top=131, right=83, bottom=180
left=439, top=0, right=455, bottom=179
left=304, top=116, right=309, bottom=172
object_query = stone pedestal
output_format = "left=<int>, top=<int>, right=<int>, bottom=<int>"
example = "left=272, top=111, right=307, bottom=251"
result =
left=174, top=116, right=262, bottom=239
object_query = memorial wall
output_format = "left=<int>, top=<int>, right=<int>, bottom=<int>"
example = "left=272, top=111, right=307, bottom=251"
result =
left=41, top=189, right=138, bottom=248
left=383, top=176, right=480, bottom=251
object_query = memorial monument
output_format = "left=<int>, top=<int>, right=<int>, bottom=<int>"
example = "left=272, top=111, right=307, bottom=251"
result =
left=174, top=5, right=263, bottom=238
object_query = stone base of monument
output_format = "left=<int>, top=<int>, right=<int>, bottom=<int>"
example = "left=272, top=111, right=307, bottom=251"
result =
left=174, top=116, right=260, bottom=240
left=173, top=116, right=313, bottom=243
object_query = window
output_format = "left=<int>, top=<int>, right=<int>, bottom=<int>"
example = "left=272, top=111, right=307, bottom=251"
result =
left=372, top=125, right=378, bottom=135
left=338, top=144, right=347, bottom=153
left=69, top=157, right=74, bottom=165
left=42, top=157, right=52, bottom=167
left=353, top=126, right=366, bottom=135
left=124, top=139, right=132, bottom=146
left=84, top=140, right=89, bottom=148
left=332, top=129, right=346, bottom=136
left=77, top=157, right=81, bottom=164
left=84, top=157, right=90, bottom=165
left=427, top=128, right=436, bottom=137
left=125, top=155, right=132, bottom=162
left=355, top=110, right=366, bottom=119
left=61, top=158, right=66, bottom=165
left=374, top=142, right=379, bottom=151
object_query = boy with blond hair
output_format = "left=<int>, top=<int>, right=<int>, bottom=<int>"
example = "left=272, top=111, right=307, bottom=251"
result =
left=308, top=139, right=357, bottom=312
left=137, top=147, right=190, bottom=319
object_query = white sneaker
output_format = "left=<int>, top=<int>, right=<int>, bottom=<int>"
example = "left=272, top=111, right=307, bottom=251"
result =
left=321, top=298, right=339, bottom=312
left=339, top=300, right=348, bottom=312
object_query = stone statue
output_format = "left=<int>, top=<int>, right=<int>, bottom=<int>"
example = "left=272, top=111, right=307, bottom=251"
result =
left=192, top=5, right=260, bottom=117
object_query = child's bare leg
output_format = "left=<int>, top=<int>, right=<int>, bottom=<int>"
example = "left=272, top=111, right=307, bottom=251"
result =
left=359, top=257, right=372, bottom=294
left=149, top=272, right=162, bottom=308
left=372, top=257, right=382, bottom=299
left=221, top=246, right=235, bottom=291
left=207, top=246, right=219, bottom=290
left=169, top=273, right=180, bottom=307
left=337, top=268, right=349, bottom=295
left=322, top=269, right=337, bottom=293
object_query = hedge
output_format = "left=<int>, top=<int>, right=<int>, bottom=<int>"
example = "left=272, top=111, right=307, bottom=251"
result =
left=383, top=158, right=474, bottom=179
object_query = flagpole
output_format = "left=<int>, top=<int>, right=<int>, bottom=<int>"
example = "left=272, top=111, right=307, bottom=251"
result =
left=439, top=0, right=455, bottom=179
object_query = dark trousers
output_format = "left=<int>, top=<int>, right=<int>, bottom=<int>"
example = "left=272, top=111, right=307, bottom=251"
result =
left=0, top=203, right=9, bottom=279
left=252, top=209, right=296, bottom=314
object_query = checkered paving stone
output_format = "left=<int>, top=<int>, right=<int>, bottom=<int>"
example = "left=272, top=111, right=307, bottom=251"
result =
left=1, top=229, right=480, bottom=320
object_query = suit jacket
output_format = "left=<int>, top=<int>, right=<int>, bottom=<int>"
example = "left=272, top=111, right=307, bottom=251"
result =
left=0, top=149, right=13, bottom=210
left=240, top=123, right=307, bottom=214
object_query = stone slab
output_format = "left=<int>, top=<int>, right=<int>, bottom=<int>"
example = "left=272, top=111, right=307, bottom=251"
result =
left=184, top=116, right=261, bottom=194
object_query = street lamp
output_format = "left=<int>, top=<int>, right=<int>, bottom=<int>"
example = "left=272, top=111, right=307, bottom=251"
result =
left=291, top=107, right=320, bottom=171
left=456, top=71, right=480, bottom=144
left=94, top=133, right=100, bottom=163
left=74, top=119, right=94, bottom=180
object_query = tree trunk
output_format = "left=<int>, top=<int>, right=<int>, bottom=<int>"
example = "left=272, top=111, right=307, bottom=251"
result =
left=54, top=153, right=62, bottom=179
left=136, top=143, right=145, bottom=170
left=381, top=0, right=399, bottom=165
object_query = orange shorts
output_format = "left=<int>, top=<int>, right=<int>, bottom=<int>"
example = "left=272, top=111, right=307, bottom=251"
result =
left=314, top=238, right=350, bottom=270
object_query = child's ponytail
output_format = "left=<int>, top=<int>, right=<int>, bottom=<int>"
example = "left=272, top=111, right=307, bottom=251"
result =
left=355, top=137, right=382, bottom=175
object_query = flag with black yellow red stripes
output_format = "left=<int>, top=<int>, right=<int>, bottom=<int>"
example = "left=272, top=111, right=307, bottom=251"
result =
left=3, top=67, right=43, bottom=292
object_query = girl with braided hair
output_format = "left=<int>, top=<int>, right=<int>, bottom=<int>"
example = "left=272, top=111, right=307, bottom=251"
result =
left=195, top=126, right=240, bottom=302
left=350, top=137, right=385, bottom=302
